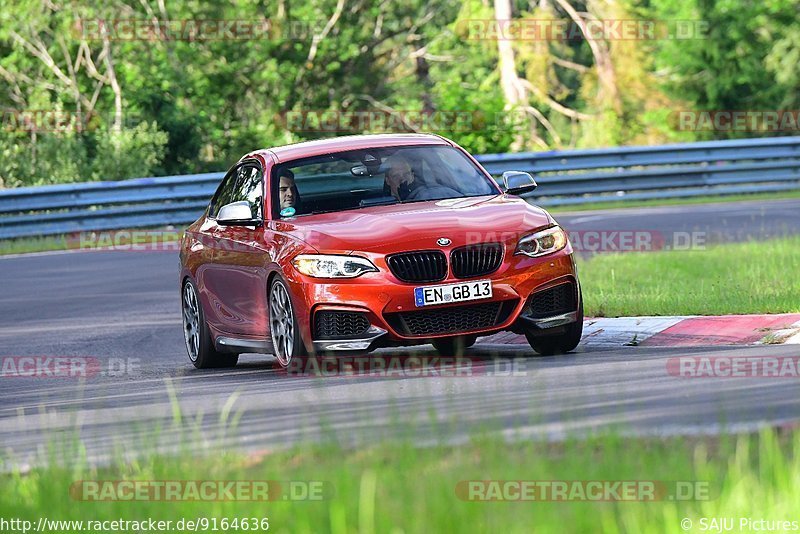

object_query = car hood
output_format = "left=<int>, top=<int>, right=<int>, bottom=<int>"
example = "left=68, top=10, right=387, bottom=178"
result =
left=275, top=195, right=554, bottom=254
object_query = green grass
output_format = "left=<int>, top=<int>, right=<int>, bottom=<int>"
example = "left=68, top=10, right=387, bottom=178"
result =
left=0, top=235, right=71, bottom=255
left=579, top=235, right=800, bottom=317
left=548, top=189, right=800, bottom=213
left=1, top=429, right=798, bottom=533
left=0, top=229, right=182, bottom=256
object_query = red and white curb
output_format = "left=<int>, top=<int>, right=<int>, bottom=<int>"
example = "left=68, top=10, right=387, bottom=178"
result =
left=581, top=316, right=688, bottom=348
left=643, top=314, right=800, bottom=347
left=479, top=314, right=800, bottom=348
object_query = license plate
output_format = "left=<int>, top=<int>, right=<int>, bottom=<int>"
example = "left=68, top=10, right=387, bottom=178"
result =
left=414, top=280, right=492, bottom=307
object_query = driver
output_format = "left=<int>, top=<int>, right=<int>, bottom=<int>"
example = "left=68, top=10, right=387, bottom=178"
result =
left=383, top=154, right=460, bottom=201
left=383, top=155, right=417, bottom=201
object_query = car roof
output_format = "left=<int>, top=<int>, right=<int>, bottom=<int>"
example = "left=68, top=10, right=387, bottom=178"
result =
left=249, top=133, right=453, bottom=164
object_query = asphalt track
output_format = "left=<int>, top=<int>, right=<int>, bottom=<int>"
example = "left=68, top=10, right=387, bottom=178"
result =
left=1, top=198, right=799, bottom=467
left=557, top=197, right=800, bottom=246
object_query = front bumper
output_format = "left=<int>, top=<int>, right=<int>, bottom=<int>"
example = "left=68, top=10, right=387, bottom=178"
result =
left=519, top=310, right=579, bottom=330
left=285, top=248, right=580, bottom=351
left=312, top=325, right=388, bottom=352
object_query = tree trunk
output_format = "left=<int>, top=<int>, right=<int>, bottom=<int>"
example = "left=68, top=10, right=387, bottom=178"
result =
left=494, top=0, right=527, bottom=149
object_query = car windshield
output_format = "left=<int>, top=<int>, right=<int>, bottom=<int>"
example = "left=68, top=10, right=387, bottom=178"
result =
left=272, top=145, right=499, bottom=218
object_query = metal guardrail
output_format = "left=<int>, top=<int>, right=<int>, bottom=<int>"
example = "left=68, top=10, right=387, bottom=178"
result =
left=1, top=136, right=799, bottom=239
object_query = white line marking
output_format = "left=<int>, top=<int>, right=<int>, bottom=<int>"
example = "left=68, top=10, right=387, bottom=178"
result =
left=579, top=316, right=690, bottom=347
left=565, top=214, right=608, bottom=224
left=760, top=319, right=800, bottom=345
left=0, top=248, right=86, bottom=260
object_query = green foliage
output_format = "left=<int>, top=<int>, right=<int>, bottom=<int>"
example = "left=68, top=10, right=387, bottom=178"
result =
left=0, top=132, right=87, bottom=187
left=765, top=24, right=800, bottom=108
left=645, top=0, right=800, bottom=137
left=90, top=122, right=168, bottom=182
left=0, top=122, right=167, bottom=187
left=0, top=0, right=797, bottom=186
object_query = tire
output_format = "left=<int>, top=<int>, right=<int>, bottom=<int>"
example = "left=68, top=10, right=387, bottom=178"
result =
left=525, top=298, right=584, bottom=356
left=182, top=279, right=239, bottom=369
left=431, top=334, right=478, bottom=356
left=269, top=277, right=308, bottom=367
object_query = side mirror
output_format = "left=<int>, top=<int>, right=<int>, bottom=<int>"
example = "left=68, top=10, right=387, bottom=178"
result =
left=501, top=171, right=537, bottom=195
left=216, top=201, right=261, bottom=226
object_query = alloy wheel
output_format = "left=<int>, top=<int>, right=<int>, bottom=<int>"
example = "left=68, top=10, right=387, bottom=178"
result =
left=182, top=282, right=201, bottom=362
left=270, top=281, right=295, bottom=366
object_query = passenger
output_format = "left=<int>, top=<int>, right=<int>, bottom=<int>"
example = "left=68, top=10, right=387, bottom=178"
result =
left=278, top=170, right=301, bottom=212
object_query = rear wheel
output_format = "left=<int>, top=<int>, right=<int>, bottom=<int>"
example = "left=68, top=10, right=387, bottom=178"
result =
left=269, top=277, right=308, bottom=368
left=525, top=299, right=584, bottom=356
left=182, top=279, right=239, bottom=369
left=431, top=334, right=478, bottom=356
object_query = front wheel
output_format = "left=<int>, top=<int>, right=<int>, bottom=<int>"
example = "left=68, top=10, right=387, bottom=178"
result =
left=525, top=299, right=584, bottom=356
left=269, top=277, right=308, bottom=368
left=182, top=279, right=239, bottom=369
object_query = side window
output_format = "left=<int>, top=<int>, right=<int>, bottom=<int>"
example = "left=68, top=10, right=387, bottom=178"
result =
left=232, top=165, right=263, bottom=219
left=209, top=168, right=239, bottom=218
left=209, top=164, right=263, bottom=219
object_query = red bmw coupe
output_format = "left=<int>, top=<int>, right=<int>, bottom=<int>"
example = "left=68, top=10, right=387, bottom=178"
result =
left=179, top=134, right=583, bottom=368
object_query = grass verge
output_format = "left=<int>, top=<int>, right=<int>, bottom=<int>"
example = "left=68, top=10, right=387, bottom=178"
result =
left=578, top=235, right=800, bottom=317
left=0, top=229, right=181, bottom=256
left=1, top=429, right=797, bottom=533
left=0, top=235, right=71, bottom=255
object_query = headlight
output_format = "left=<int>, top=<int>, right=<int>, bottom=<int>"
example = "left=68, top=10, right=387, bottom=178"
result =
left=292, top=254, right=378, bottom=278
left=515, top=225, right=568, bottom=257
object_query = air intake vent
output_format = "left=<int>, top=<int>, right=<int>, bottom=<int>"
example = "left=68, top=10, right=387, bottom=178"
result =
left=527, top=283, right=576, bottom=319
left=314, top=311, right=371, bottom=339
left=385, top=300, right=516, bottom=337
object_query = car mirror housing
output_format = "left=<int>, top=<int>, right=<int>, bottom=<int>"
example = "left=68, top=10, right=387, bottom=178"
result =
left=216, top=201, right=261, bottom=226
left=351, top=164, right=369, bottom=176
left=501, top=171, right=538, bottom=195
